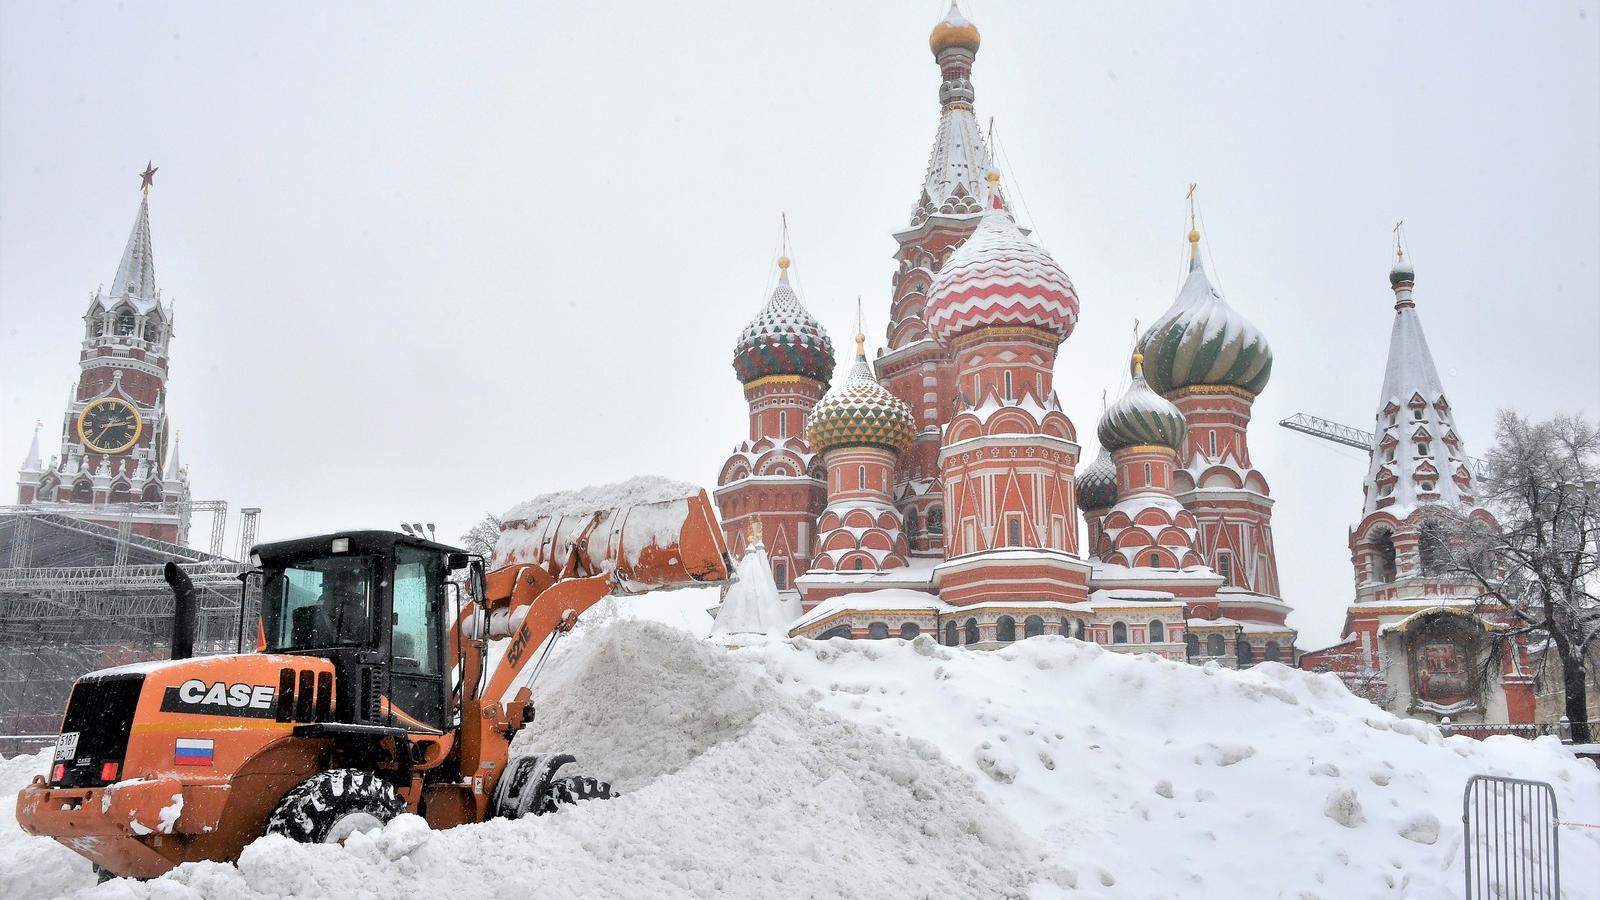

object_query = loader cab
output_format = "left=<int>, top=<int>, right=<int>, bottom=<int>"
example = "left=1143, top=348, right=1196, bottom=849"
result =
left=253, top=531, right=472, bottom=734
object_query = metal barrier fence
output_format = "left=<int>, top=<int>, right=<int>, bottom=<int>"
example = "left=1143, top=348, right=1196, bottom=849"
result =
left=1463, top=775, right=1560, bottom=899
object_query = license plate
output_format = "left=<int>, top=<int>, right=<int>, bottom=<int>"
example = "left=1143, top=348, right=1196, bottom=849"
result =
left=54, top=731, right=79, bottom=761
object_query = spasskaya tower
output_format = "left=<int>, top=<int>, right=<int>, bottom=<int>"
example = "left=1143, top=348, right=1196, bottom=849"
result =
left=15, top=164, right=192, bottom=543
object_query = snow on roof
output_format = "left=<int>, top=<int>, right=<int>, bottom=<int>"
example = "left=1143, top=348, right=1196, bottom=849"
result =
left=791, top=588, right=953, bottom=631
left=1091, top=558, right=1219, bottom=583
left=1086, top=588, right=1180, bottom=607
left=501, top=475, right=699, bottom=523
left=1186, top=616, right=1242, bottom=629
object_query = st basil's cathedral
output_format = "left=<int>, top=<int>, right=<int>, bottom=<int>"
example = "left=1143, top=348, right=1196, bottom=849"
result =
left=714, top=2, right=1296, bottom=667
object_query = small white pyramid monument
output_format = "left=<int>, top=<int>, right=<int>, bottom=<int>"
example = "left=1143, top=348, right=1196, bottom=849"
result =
left=711, top=523, right=794, bottom=636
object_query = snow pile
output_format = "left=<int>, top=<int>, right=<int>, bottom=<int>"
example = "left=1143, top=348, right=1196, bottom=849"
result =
left=499, top=476, right=698, bottom=524
left=0, top=749, right=95, bottom=898
left=6, top=622, right=1050, bottom=899
left=738, top=635, right=1600, bottom=899
left=4, top=619, right=1598, bottom=899
left=710, top=542, right=795, bottom=636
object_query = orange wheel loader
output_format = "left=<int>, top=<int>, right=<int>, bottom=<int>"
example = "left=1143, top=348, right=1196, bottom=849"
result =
left=14, top=487, right=731, bottom=879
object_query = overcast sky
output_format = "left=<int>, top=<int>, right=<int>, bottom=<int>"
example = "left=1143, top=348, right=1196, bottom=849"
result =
left=2, top=1, right=1596, bottom=648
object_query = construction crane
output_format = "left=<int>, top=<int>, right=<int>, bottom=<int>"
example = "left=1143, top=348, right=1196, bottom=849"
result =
left=1279, top=412, right=1487, bottom=476
left=1278, top=413, right=1374, bottom=452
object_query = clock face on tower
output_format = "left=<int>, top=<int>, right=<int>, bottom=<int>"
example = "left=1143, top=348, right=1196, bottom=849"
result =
left=78, top=397, right=143, bottom=454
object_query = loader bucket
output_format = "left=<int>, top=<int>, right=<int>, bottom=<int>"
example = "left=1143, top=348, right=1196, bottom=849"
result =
left=496, top=486, right=731, bottom=594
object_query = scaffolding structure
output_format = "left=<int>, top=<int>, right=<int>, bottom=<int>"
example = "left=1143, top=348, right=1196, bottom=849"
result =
left=0, top=503, right=259, bottom=752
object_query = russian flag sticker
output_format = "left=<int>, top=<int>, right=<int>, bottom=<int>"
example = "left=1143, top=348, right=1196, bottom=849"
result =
left=174, top=738, right=215, bottom=766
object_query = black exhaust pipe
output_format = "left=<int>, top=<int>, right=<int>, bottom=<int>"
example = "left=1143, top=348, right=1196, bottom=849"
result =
left=165, top=562, right=197, bottom=660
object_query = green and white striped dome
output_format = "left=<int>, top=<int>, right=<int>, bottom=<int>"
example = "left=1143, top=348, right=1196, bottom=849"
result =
left=1138, top=239, right=1271, bottom=397
left=1098, top=356, right=1187, bottom=453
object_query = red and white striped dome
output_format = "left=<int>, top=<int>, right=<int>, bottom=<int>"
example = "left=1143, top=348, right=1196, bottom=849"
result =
left=925, top=200, right=1079, bottom=348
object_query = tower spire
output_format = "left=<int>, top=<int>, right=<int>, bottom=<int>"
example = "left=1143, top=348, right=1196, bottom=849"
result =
left=108, top=168, right=158, bottom=308
left=20, top=422, right=42, bottom=473
left=1363, top=232, right=1472, bottom=517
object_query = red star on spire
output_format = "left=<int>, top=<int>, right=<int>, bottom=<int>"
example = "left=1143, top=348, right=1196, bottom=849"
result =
left=139, top=161, right=158, bottom=194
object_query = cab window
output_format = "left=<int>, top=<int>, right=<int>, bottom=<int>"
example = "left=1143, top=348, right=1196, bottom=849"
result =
left=261, top=555, right=377, bottom=652
left=391, top=546, right=442, bottom=674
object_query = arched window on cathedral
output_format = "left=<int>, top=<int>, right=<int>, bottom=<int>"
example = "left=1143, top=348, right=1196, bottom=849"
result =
left=142, top=483, right=162, bottom=503
left=964, top=618, right=979, bottom=645
left=774, top=562, right=787, bottom=590
left=1023, top=615, right=1044, bottom=639
left=926, top=506, right=943, bottom=535
left=109, top=481, right=132, bottom=504
left=1373, top=529, right=1398, bottom=583
left=1111, top=621, right=1128, bottom=644
left=996, top=616, right=1016, bottom=642
left=1236, top=640, right=1253, bottom=666
left=853, top=557, right=865, bottom=571
left=1007, top=518, right=1022, bottom=547
left=904, top=507, right=918, bottom=538
left=819, top=624, right=853, bottom=640
left=944, top=621, right=958, bottom=646
left=1217, top=552, right=1234, bottom=586
left=72, top=480, right=93, bottom=503
left=899, top=622, right=920, bottom=640
left=1149, top=620, right=1165, bottom=643
left=1145, top=551, right=1161, bottom=568
left=142, top=321, right=160, bottom=343
left=1208, top=430, right=1217, bottom=457
left=857, top=466, right=866, bottom=490
left=1206, top=633, right=1225, bottom=657
left=91, top=315, right=105, bottom=338
left=1074, top=619, right=1086, bottom=640
left=1003, top=371, right=1013, bottom=401
left=779, top=411, right=788, bottom=437
left=1185, top=633, right=1199, bottom=659
left=867, top=622, right=889, bottom=640
left=1264, top=641, right=1282, bottom=663
left=114, top=308, right=137, bottom=336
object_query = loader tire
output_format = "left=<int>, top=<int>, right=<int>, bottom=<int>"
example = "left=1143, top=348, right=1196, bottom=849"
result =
left=537, top=774, right=614, bottom=814
left=265, top=769, right=405, bottom=844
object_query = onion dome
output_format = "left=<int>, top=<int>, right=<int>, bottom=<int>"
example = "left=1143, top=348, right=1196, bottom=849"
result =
left=1390, top=248, right=1415, bottom=287
left=925, top=172, right=1080, bottom=348
left=1077, top=444, right=1118, bottom=511
left=733, top=256, right=836, bottom=385
left=807, top=334, right=916, bottom=456
left=929, top=0, right=980, bottom=56
left=1138, top=229, right=1272, bottom=397
left=1098, top=353, right=1187, bottom=453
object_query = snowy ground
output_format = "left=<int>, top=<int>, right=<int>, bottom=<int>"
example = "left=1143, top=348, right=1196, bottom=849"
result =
left=4, top=607, right=1598, bottom=899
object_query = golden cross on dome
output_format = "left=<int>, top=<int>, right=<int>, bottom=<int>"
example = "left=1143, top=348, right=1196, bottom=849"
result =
left=855, top=297, right=865, bottom=355
left=1393, top=220, right=1406, bottom=261
left=1186, top=183, right=1200, bottom=256
left=139, top=161, right=158, bottom=195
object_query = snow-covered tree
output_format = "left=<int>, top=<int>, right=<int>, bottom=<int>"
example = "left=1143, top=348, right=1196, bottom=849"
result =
left=459, top=513, right=502, bottom=559
left=1441, top=412, right=1599, bottom=742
